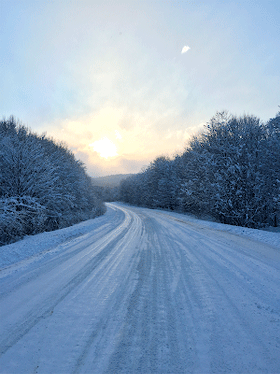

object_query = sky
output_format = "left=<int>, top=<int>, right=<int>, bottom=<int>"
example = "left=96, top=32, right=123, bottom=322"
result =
left=1, top=0, right=280, bottom=176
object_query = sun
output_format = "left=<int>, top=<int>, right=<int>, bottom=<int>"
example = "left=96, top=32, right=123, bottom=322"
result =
left=90, top=137, right=118, bottom=158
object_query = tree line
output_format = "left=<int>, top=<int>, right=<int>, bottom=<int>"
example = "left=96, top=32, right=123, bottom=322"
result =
left=120, top=111, right=280, bottom=228
left=0, top=117, right=105, bottom=246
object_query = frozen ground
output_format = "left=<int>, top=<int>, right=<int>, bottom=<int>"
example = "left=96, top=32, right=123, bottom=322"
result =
left=0, top=202, right=279, bottom=373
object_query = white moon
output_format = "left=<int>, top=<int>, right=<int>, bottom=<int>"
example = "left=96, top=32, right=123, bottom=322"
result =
left=181, top=45, right=190, bottom=54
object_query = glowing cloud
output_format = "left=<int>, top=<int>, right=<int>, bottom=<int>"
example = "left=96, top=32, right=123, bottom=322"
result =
left=115, top=130, right=122, bottom=139
left=181, top=45, right=190, bottom=54
left=90, top=137, right=118, bottom=158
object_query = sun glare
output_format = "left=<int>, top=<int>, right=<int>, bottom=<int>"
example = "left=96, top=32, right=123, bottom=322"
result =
left=90, top=137, right=118, bottom=158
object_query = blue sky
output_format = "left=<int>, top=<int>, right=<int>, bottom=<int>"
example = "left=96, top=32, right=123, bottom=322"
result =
left=1, top=0, right=280, bottom=176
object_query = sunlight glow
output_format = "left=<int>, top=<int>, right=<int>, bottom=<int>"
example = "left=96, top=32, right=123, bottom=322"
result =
left=115, top=130, right=122, bottom=139
left=90, top=137, right=118, bottom=158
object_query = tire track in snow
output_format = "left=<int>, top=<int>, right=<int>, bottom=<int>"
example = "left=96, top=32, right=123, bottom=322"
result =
left=104, top=214, right=202, bottom=373
left=71, top=208, right=143, bottom=374
left=0, top=207, right=133, bottom=357
left=148, top=210, right=280, bottom=373
left=0, top=203, right=279, bottom=373
left=0, top=207, right=125, bottom=298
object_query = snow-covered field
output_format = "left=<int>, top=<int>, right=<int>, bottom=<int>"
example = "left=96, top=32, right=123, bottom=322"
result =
left=0, top=203, right=280, bottom=373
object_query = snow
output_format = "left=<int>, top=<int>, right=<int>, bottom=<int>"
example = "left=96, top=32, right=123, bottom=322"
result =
left=0, top=203, right=280, bottom=373
left=0, top=207, right=113, bottom=270
left=1, top=203, right=279, bottom=271
left=145, top=206, right=280, bottom=250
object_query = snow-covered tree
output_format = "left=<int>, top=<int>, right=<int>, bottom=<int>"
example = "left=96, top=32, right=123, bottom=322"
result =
left=0, top=117, right=105, bottom=245
left=179, top=112, right=279, bottom=227
left=120, top=110, right=280, bottom=228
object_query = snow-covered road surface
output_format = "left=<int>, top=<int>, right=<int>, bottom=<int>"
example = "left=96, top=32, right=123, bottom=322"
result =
left=0, top=203, right=280, bottom=373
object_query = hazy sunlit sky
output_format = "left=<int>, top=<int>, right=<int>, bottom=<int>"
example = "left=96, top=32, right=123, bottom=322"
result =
left=1, top=0, right=280, bottom=176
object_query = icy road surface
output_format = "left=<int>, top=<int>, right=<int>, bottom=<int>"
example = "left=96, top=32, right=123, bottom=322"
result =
left=0, top=203, right=280, bottom=373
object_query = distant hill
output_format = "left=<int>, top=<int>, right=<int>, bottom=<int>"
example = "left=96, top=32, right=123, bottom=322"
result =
left=91, top=174, right=134, bottom=188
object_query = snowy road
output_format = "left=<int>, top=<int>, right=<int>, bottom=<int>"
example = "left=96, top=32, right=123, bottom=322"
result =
left=0, top=203, right=280, bottom=373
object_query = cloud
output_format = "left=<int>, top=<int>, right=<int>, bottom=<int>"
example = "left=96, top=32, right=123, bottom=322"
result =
left=115, top=130, right=122, bottom=139
left=181, top=45, right=190, bottom=54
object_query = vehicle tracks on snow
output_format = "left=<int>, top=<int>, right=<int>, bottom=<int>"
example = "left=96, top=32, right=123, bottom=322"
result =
left=0, top=207, right=132, bottom=357
left=0, top=203, right=279, bottom=373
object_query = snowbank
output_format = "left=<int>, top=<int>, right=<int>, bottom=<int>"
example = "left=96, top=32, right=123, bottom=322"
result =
left=0, top=210, right=111, bottom=270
